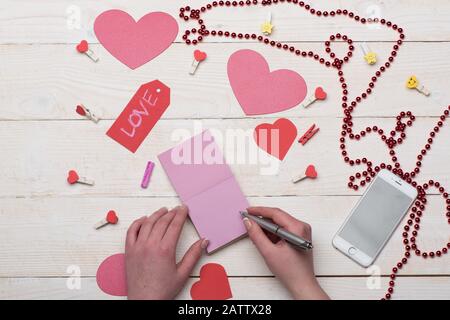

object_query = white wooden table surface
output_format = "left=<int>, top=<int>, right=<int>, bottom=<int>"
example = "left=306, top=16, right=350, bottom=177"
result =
left=0, top=0, right=449, bottom=300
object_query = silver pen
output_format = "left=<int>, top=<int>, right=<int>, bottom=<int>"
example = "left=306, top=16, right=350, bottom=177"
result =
left=240, top=211, right=313, bottom=250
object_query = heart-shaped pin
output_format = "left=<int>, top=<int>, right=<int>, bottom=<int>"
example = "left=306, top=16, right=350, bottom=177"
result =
left=194, top=50, right=207, bottom=62
left=76, top=105, right=86, bottom=116
left=305, top=165, right=318, bottom=179
left=94, top=10, right=178, bottom=69
left=96, top=253, right=127, bottom=296
left=254, top=118, right=298, bottom=161
left=76, top=40, right=89, bottom=53
left=315, top=87, right=327, bottom=100
left=190, top=263, right=232, bottom=300
left=67, top=170, right=79, bottom=184
left=106, top=210, right=119, bottom=224
left=228, top=49, right=307, bottom=115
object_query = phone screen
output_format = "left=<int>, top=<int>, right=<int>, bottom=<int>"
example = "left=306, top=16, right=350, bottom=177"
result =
left=338, top=177, right=415, bottom=258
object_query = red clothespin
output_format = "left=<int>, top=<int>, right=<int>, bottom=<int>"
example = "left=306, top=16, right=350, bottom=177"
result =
left=298, top=124, right=319, bottom=145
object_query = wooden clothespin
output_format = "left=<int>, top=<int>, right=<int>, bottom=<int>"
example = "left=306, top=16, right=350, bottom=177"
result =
left=361, top=43, right=377, bottom=65
left=76, top=40, right=99, bottom=62
left=301, top=87, right=327, bottom=108
left=67, top=170, right=95, bottom=186
left=76, top=104, right=100, bottom=123
left=94, top=210, right=119, bottom=230
left=298, top=124, right=320, bottom=145
left=406, top=75, right=430, bottom=96
left=292, top=165, right=318, bottom=184
left=190, top=50, right=207, bottom=75
left=261, top=12, right=274, bottom=36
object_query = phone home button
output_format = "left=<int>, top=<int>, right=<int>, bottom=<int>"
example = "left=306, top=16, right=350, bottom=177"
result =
left=348, top=247, right=357, bottom=255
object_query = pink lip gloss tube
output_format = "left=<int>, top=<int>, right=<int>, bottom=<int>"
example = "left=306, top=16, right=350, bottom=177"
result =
left=141, top=161, right=155, bottom=189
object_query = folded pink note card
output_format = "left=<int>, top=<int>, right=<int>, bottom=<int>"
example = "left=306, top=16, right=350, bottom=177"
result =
left=158, top=130, right=248, bottom=253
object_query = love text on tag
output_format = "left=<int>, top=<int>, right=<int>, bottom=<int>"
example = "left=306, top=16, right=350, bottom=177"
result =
left=107, top=80, right=170, bottom=153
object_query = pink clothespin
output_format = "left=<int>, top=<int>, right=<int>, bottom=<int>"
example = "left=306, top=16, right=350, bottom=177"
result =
left=298, top=124, right=320, bottom=145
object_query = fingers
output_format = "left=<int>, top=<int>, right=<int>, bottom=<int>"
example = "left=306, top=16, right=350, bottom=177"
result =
left=148, top=208, right=177, bottom=242
left=243, top=217, right=274, bottom=257
left=177, top=239, right=208, bottom=280
left=247, top=207, right=297, bottom=228
left=162, top=205, right=189, bottom=247
left=136, top=207, right=168, bottom=243
left=125, top=216, right=146, bottom=249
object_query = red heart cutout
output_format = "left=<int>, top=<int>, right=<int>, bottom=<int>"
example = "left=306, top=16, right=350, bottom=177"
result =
left=67, top=170, right=79, bottom=184
left=305, top=165, right=318, bottom=179
left=254, top=118, right=297, bottom=160
left=76, top=40, right=89, bottom=53
left=106, top=210, right=119, bottom=224
left=194, top=50, right=207, bottom=62
left=228, top=49, right=307, bottom=115
left=190, top=263, right=232, bottom=300
left=315, top=87, right=327, bottom=100
left=76, top=105, right=86, bottom=116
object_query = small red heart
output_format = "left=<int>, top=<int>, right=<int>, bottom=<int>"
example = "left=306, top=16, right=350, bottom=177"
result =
left=106, top=210, right=119, bottom=224
left=190, top=263, right=232, bottom=300
left=254, top=118, right=297, bottom=161
left=76, top=40, right=89, bottom=53
left=76, top=105, right=86, bottom=116
left=67, top=170, right=79, bottom=184
left=315, top=87, right=327, bottom=100
left=305, top=165, right=318, bottom=179
left=194, top=50, right=207, bottom=62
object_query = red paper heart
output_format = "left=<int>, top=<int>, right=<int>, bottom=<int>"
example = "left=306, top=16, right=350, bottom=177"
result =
left=228, top=49, right=307, bottom=115
left=106, top=210, right=119, bottom=224
left=315, top=87, right=327, bottom=100
left=254, top=118, right=298, bottom=160
left=194, top=50, right=207, bottom=62
left=305, top=165, right=317, bottom=179
left=190, top=263, right=232, bottom=300
left=76, top=40, right=89, bottom=53
left=67, top=170, right=79, bottom=184
left=76, top=105, right=86, bottom=116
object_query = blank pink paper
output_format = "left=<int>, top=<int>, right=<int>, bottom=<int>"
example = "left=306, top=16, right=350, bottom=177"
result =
left=158, top=131, right=248, bottom=253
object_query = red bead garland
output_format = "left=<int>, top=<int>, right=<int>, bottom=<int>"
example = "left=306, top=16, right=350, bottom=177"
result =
left=179, top=1, right=450, bottom=300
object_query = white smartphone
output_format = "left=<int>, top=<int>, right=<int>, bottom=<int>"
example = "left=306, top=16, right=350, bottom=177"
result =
left=332, top=169, right=417, bottom=267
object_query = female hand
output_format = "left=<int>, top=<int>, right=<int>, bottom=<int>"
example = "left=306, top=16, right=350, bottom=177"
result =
left=244, top=206, right=329, bottom=300
left=125, top=205, right=208, bottom=300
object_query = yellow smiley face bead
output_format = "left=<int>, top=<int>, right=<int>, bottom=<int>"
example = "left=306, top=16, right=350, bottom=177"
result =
left=406, top=75, right=418, bottom=89
left=406, top=75, right=430, bottom=96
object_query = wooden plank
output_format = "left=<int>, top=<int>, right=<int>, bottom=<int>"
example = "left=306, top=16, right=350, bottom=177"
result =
left=0, top=276, right=448, bottom=300
left=0, top=118, right=447, bottom=198
left=0, top=196, right=448, bottom=277
left=1, top=0, right=450, bottom=43
left=1, top=42, right=449, bottom=121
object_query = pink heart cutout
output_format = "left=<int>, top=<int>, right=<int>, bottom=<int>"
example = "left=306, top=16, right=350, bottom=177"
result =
left=96, top=253, right=127, bottom=296
left=94, top=10, right=178, bottom=70
left=228, top=49, right=307, bottom=115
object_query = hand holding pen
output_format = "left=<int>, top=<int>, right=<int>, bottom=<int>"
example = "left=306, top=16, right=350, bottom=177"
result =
left=242, top=207, right=329, bottom=300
